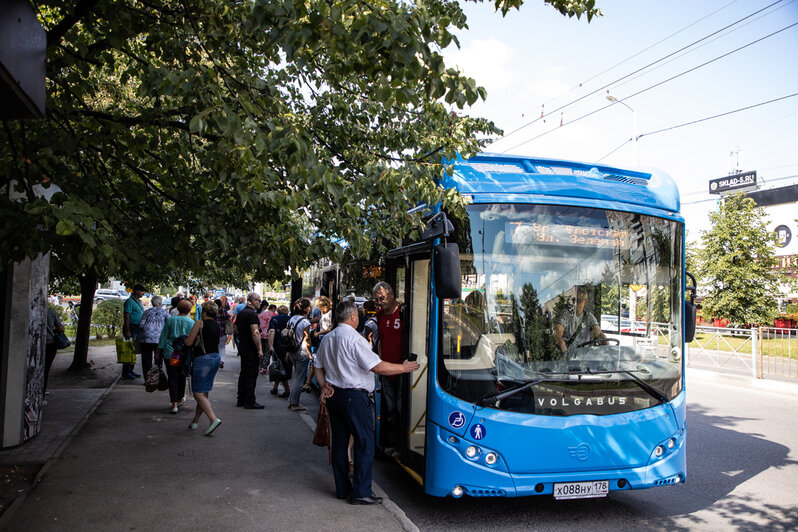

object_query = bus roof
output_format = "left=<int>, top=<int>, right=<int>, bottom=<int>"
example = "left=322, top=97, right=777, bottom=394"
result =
left=442, top=153, right=680, bottom=214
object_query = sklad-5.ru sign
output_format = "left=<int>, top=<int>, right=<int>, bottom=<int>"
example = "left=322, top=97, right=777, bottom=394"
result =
left=709, top=171, right=757, bottom=194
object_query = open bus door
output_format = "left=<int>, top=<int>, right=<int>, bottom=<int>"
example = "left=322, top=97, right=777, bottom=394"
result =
left=379, top=213, right=461, bottom=486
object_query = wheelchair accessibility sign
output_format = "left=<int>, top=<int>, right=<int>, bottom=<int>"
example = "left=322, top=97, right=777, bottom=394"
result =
left=448, top=411, right=466, bottom=429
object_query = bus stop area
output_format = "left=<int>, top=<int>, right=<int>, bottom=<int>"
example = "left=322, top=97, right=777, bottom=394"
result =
left=0, top=344, right=413, bottom=532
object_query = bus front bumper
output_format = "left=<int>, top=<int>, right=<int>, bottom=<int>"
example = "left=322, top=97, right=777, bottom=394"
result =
left=425, top=423, right=686, bottom=498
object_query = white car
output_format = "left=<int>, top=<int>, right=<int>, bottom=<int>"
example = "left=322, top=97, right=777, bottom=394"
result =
left=94, top=288, right=127, bottom=301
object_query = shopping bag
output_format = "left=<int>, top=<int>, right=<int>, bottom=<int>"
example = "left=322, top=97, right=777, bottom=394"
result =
left=145, top=365, right=166, bottom=392
left=115, top=338, right=137, bottom=364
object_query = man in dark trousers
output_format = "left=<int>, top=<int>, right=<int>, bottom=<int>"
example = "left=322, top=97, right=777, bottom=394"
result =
left=372, top=281, right=404, bottom=455
left=235, top=292, right=265, bottom=409
left=314, top=300, right=419, bottom=505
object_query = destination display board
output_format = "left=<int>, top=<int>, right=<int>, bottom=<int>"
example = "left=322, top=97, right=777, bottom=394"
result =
left=506, top=221, right=630, bottom=249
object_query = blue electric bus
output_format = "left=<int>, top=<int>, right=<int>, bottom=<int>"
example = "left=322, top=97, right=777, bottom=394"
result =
left=307, top=152, right=696, bottom=499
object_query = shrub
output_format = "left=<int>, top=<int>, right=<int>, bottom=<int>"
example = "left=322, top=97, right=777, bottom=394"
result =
left=93, top=298, right=124, bottom=338
left=48, top=302, right=69, bottom=324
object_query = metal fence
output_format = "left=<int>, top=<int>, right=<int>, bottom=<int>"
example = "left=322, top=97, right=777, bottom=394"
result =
left=685, top=325, right=798, bottom=380
left=758, top=327, right=798, bottom=379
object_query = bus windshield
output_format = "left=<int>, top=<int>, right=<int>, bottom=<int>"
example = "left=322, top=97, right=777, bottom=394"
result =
left=440, top=203, right=684, bottom=416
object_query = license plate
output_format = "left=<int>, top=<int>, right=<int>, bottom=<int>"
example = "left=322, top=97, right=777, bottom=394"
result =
left=553, top=480, right=609, bottom=500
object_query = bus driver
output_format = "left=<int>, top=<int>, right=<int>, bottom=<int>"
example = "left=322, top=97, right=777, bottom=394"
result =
left=554, top=287, right=606, bottom=354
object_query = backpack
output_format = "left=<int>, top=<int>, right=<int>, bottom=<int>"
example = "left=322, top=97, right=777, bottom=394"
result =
left=169, top=335, right=191, bottom=367
left=281, top=316, right=304, bottom=352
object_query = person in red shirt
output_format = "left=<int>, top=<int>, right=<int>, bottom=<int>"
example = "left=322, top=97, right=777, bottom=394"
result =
left=373, top=281, right=404, bottom=455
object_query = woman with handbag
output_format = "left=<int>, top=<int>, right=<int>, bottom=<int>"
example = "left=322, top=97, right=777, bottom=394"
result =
left=157, top=299, right=194, bottom=413
left=185, top=301, right=222, bottom=435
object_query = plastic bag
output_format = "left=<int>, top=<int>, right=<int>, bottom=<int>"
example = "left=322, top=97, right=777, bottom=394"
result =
left=115, top=338, right=136, bottom=364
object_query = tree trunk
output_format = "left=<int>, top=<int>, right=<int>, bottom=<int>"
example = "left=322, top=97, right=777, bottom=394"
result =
left=69, top=272, right=97, bottom=371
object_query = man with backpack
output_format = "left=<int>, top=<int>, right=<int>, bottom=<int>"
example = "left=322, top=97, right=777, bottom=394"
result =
left=284, top=298, right=312, bottom=411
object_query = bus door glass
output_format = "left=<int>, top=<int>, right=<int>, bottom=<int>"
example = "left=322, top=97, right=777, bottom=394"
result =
left=405, top=258, right=430, bottom=460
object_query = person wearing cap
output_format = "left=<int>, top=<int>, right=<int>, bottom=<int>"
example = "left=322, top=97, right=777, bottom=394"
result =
left=122, top=284, right=146, bottom=380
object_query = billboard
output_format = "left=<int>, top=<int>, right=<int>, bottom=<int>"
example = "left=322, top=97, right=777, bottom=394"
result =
left=709, top=171, right=757, bottom=194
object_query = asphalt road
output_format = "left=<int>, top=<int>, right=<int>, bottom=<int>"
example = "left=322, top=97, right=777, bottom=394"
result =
left=371, top=375, right=798, bottom=531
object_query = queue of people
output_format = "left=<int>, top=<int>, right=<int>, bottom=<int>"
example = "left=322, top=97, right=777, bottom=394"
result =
left=70, top=284, right=413, bottom=505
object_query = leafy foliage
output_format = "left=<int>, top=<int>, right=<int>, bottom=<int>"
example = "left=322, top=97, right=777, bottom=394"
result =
left=48, top=302, right=69, bottom=324
left=697, top=193, right=789, bottom=326
left=92, top=298, right=124, bottom=338
left=2, top=0, right=598, bottom=289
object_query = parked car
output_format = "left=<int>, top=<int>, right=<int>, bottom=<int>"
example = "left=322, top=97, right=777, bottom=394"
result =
left=94, top=288, right=127, bottom=302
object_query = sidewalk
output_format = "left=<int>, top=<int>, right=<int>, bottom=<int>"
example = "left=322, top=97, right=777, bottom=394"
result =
left=0, top=345, right=413, bottom=531
left=686, top=366, right=798, bottom=397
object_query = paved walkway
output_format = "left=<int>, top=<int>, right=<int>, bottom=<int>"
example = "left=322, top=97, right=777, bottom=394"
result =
left=0, top=346, right=412, bottom=531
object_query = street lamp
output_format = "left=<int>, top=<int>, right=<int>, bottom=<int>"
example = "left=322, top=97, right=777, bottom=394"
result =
left=606, top=95, right=637, bottom=166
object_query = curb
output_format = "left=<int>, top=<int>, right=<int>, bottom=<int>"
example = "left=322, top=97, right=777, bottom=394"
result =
left=0, top=376, right=120, bottom=529
left=299, top=412, right=420, bottom=532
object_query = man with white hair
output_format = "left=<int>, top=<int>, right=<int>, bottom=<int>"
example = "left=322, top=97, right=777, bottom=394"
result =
left=314, top=300, right=419, bottom=504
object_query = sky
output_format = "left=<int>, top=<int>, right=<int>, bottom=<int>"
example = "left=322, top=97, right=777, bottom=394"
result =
left=441, top=0, right=798, bottom=242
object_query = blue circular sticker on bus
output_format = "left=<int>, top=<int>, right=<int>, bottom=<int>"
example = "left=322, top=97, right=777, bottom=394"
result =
left=470, top=424, right=486, bottom=440
left=448, top=411, right=466, bottom=429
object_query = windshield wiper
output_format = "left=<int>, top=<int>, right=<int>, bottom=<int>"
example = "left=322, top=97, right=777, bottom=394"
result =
left=478, top=368, right=669, bottom=407
left=478, top=378, right=550, bottom=406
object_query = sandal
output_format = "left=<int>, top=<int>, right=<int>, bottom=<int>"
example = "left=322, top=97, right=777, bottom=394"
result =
left=302, top=383, right=311, bottom=392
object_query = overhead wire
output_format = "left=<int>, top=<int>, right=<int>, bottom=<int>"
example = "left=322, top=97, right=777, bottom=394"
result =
left=596, top=92, right=798, bottom=165
left=636, top=92, right=798, bottom=140
left=681, top=173, right=798, bottom=203
left=514, top=0, right=742, bottom=122
left=607, top=0, right=798, bottom=95
left=493, top=0, right=788, bottom=147
left=500, top=22, right=798, bottom=153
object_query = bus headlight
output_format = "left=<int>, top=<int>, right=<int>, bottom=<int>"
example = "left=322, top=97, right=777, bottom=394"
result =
left=485, top=452, right=498, bottom=465
left=452, top=485, right=464, bottom=498
left=465, top=446, right=478, bottom=458
left=655, top=445, right=665, bottom=457
left=667, top=438, right=676, bottom=449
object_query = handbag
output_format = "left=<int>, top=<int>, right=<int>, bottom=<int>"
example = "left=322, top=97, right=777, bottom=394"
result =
left=115, top=338, right=137, bottom=364
left=55, top=332, right=71, bottom=350
left=157, top=366, right=169, bottom=390
left=267, top=351, right=286, bottom=381
left=193, top=320, right=206, bottom=357
left=145, top=365, right=162, bottom=392
left=224, top=317, right=234, bottom=335
left=313, top=401, right=331, bottom=448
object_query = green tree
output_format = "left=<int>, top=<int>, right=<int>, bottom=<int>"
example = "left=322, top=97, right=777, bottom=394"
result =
left=2, top=0, right=599, bottom=368
left=697, top=193, right=787, bottom=326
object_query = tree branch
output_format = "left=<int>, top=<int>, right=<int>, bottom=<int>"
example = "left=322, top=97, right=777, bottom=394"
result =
left=46, top=0, right=102, bottom=48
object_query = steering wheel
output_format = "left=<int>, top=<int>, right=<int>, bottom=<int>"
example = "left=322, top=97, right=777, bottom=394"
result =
left=576, top=337, right=620, bottom=349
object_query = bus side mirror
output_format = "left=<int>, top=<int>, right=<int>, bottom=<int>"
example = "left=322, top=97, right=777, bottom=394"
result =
left=434, top=243, right=461, bottom=299
left=684, top=272, right=697, bottom=343
left=684, top=301, right=696, bottom=343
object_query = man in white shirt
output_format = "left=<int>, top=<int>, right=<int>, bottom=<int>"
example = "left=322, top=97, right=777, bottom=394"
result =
left=314, top=300, right=419, bottom=505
